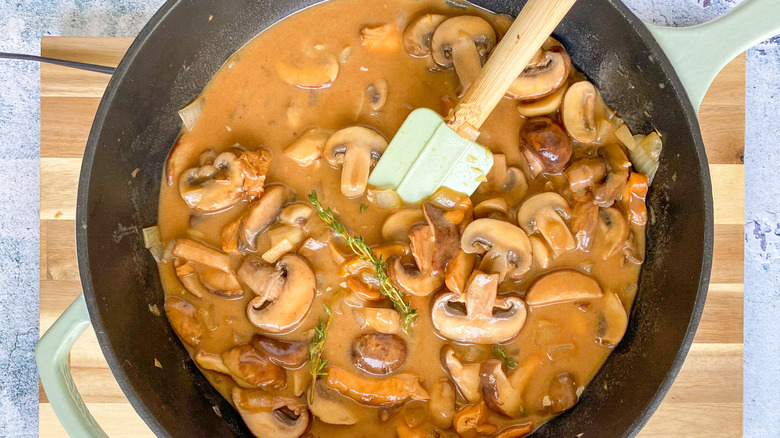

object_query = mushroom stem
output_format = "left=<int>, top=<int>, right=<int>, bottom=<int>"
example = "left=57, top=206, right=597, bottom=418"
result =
left=451, top=40, right=483, bottom=94
left=341, top=145, right=372, bottom=198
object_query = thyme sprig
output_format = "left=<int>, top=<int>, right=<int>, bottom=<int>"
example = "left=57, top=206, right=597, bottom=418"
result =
left=308, top=303, right=332, bottom=402
left=308, top=190, right=418, bottom=331
left=493, top=345, right=518, bottom=371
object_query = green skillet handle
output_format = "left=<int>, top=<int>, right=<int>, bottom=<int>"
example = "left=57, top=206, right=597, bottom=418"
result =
left=35, top=294, right=109, bottom=438
left=646, top=0, right=780, bottom=111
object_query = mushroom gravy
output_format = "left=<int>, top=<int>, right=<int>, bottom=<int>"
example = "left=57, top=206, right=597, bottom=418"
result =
left=154, top=0, right=656, bottom=437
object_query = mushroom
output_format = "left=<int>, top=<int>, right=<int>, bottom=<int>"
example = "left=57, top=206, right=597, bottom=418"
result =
left=197, top=265, right=244, bottom=297
left=279, top=203, right=313, bottom=228
left=593, top=144, right=631, bottom=207
left=566, top=158, right=607, bottom=193
left=324, top=365, right=430, bottom=407
left=479, top=355, right=542, bottom=418
left=164, top=296, right=201, bottom=346
left=528, top=235, right=551, bottom=269
left=177, top=149, right=271, bottom=212
left=428, top=379, right=456, bottom=429
left=221, top=344, right=287, bottom=389
left=194, top=350, right=254, bottom=388
left=597, top=291, right=628, bottom=347
left=516, top=84, right=567, bottom=118
left=596, top=207, right=629, bottom=260
left=250, top=334, right=308, bottom=369
left=431, top=271, right=527, bottom=344
left=444, top=249, right=476, bottom=295
left=546, top=372, right=578, bottom=414
left=365, top=80, right=389, bottom=113
left=389, top=203, right=459, bottom=296
left=221, top=217, right=242, bottom=255
left=351, top=332, right=408, bottom=375
left=442, top=346, right=482, bottom=403
left=473, top=198, right=508, bottom=220
left=172, top=239, right=243, bottom=297
left=570, top=199, right=599, bottom=251
left=525, top=269, right=603, bottom=306
left=460, top=219, right=533, bottom=281
left=275, top=47, right=339, bottom=89
left=516, top=192, right=576, bottom=256
left=353, top=307, right=402, bottom=334
left=507, top=39, right=571, bottom=101
left=431, top=16, right=497, bottom=93
left=173, top=259, right=208, bottom=299
left=232, top=388, right=310, bottom=438
left=480, top=154, right=527, bottom=196
left=324, top=126, right=388, bottom=197
left=403, top=14, right=447, bottom=57
left=172, top=238, right=233, bottom=273
left=360, top=23, right=402, bottom=52
left=308, top=383, right=359, bottom=425
left=381, top=208, right=425, bottom=243
left=519, top=117, right=573, bottom=176
left=283, top=129, right=330, bottom=166
left=240, top=254, right=316, bottom=334
left=239, top=185, right=294, bottom=251
left=494, top=424, right=534, bottom=438
left=562, top=80, right=602, bottom=143
left=452, top=402, right=496, bottom=437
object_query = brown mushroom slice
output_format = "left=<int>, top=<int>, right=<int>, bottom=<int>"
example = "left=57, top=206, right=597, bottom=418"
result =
left=198, top=265, right=243, bottom=298
left=283, top=128, right=330, bottom=166
left=193, top=350, right=256, bottom=388
left=594, top=144, right=631, bottom=207
left=308, top=383, right=359, bottom=425
left=164, top=296, right=202, bottom=346
left=473, top=198, right=508, bottom=220
left=525, top=269, right=603, bottom=306
left=516, top=84, right=567, bottom=118
left=250, top=334, right=308, bottom=369
left=244, top=254, right=316, bottom=334
left=232, top=388, right=310, bottom=438
left=452, top=402, right=496, bottom=437
left=444, top=249, right=476, bottom=295
left=431, top=16, right=496, bottom=93
left=353, top=307, right=402, bottom=334
left=519, top=117, right=573, bottom=176
left=381, top=208, right=425, bottom=243
left=517, top=192, right=576, bottom=257
left=480, top=355, right=542, bottom=418
left=178, top=151, right=258, bottom=212
left=566, top=158, right=607, bottom=193
left=365, top=80, right=389, bottom=113
left=279, top=203, right=313, bottom=228
left=597, top=291, right=629, bottom=346
left=324, top=365, right=430, bottom=407
left=442, top=346, right=482, bottom=403
left=597, top=207, right=629, bottom=260
left=428, top=379, right=456, bottom=429
left=404, top=14, right=447, bottom=57
left=221, top=344, right=286, bottom=389
left=546, top=372, right=579, bottom=413
left=172, top=238, right=233, bottom=273
left=239, top=148, right=273, bottom=199
left=461, top=219, right=533, bottom=281
left=528, top=235, right=551, bottom=270
left=351, top=332, right=408, bottom=375
left=173, top=259, right=208, bottom=299
left=432, top=272, right=527, bottom=344
left=507, top=48, right=570, bottom=101
left=239, top=185, right=293, bottom=251
left=165, top=135, right=196, bottom=186
left=481, top=154, right=528, bottom=196
left=221, top=217, right=242, bottom=255
left=562, top=81, right=602, bottom=143
left=494, top=423, right=534, bottom=438
left=324, top=126, right=388, bottom=198
left=570, top=199, right=599, bottom=251
left=275, top=48, right=339, bottom=89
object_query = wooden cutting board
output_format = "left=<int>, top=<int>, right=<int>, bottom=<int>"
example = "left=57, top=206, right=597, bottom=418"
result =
left=38, top=37, right=745, bottom=437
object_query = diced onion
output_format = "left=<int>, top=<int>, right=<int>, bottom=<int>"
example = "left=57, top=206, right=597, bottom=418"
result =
left=614, top=126, right=660, bottom=183
left=142, top=226, right=164, bottom=262
left=367, top=188, right=402, bottom=211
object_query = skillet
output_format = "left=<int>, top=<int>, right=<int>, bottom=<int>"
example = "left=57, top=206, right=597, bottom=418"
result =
left=36, top=0, right=780, bottom=436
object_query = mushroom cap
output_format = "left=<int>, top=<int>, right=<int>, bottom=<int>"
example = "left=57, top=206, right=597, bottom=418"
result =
left=460, top=219, right=533, bottom=280
left=506, top=42, right=571, bottom=101
left=525, top=269, right=603, bottom=306
left=308, top=383, right=359, bottom=425
left=178, top=151, right=245, bottom=212
left=351, top=332, right=408, bottom=375
left=275, top=48, right=339, bottom=89
left=516, top=83, right=568, bottom=118
left=479, top=355, right=542, bottom=418
left=352, top=307, right=402, bottom=334
left=562, top=80, right=601, bottom=143
left=431, top=16, right=496, bottom=68
left=596, top=206, right=629, bottom=260
left=245, top=254, right=316, bottom=334
left=547, top=372, right=579, bottom=414
left=250, top=334, right=309, bottom=369
left=516, top=192, right=576, bottom=256
left=164, top=296, right=201, bottom=346
left=232, top=388, right=310, bottom=438
left=323, top=126, right=388, bottom=198
left=381, top=208, right=425, bottom=243
left=221, top=344, right=287, bottom=389
left=597, top=291, right=628, bottom=347
left=283, top=128, right=330, bottom=166
left=519, top=117, right=573, bottom=176
left=442, top=346, right=482, bottom=403
left=324, top=365, right=430, bottom=407
left=403, top=14, right=447, bottom=57
left=239, top=185, right=293, bottom=251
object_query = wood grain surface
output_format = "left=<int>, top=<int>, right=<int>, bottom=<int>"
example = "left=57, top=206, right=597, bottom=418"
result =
left=38, top=37, right=744, bottom=437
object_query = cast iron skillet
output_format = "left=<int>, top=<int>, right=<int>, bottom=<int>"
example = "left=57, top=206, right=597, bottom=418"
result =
left=76, top=0, right=712, bottom=436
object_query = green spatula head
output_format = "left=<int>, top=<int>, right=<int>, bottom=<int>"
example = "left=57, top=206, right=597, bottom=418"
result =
left=368, top=108, right=494, bottom=203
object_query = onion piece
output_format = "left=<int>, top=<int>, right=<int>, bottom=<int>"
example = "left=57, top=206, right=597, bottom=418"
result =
left=367, top=188, right=402, bottom=211
left=178, top=96, right=204, bottom=131
left=615, top=125, right=659, bottom=183
left=143, top=226, right=164, bottom=262
left=641, top=132, right=663, bottom=161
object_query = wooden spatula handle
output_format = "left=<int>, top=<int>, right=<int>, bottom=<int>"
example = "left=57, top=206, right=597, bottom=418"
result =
left=448, top=0, right=577, bottom=139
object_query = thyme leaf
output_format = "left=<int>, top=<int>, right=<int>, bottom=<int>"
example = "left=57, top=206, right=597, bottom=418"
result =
left=308, top=303, right=332, bottom=402
left=493, top=345, right=518, bottom=371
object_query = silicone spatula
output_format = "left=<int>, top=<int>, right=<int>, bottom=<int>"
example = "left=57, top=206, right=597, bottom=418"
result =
left=368, top=0, right=578, bottom=203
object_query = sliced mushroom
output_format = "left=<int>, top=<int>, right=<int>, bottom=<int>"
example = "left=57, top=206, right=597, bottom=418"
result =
left=480, top=355, right=542, bottom=417
left=324, top=126, right=388, bottom=197
left=593, top=144, right=631, bottom=207
left=283, top=129, right=329, bottom=166
left=360, top=23, right=402, bottom=52
left=461, top=219, right=533, bottom=281
left=276, top=47, right=339, bottom=89
left=473, top=198, right=508, bottom=220
left=172, top=238, right=233, bottom=273
left=250, top=334, right=308, bottom=369
left=431, top=16, right=496, bottom=93
left=239, top=185, right=293, bottom=251
left=597, top=207, right=629, bottom=260
left=194, top=350, right=252, bottom=385
left=279, top=203, right=313, bottom=228
left=173, top=259, right=208, bottom=299
left=566, top=158, right=607, bottom=193
left=570, top=199, right=599, bottom=251
left=516, top=84, right=568, bottom=118
left=428, top=379, right=456, bottom=429
left=232, top=388, right=310, bottom=438
left=221, top=217, right=241, bottom=255
left=480, top=154, right=527, bottom=196
left=324, top=365, right=430, bottom=407
left=507, top=39, right=571, bottom=101
left=308, top=383, right=359, bottom=425
left=404, top=14, right=447, bottom=57
left=432, top=271, right=527, bottom=344
left=381, top=208, right=425, bottom=243
left=353, top=307, right=402, bottom=334
left=452, top=402, right=496, bottom=437
left=494, top=423, right=534, bottom=438
left=597, top=291, right=628, bottom=346
left=241, top=254, right=316, bottom=334
left=444, top=249, right=476, bottom=295
left=365, top=80, right=388, bottom=113
left=164, top=296, right=201, bottom=346
left=546, top=372, right=578, bottom=413
left=525, top=270, right=603, bottom=306
left=517, top=192, right=576, bottom=257
left=442, top=346, right=482, bottom=403
left=197, top=265, right=243, bottom=297
left=519, top=117, right=573, bottom=176
left=221, top=344, right=287, bottom=389
left=562, top=81, right=601, bottom=143
left=528, top=235, right=551, bottom=270
left=351, top=332, right=407, bottom=375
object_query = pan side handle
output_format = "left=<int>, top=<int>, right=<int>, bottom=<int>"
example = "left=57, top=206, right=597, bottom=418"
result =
left=36, top=294, right=109, bottom=438
left=646, top=0, right=780, bottom=111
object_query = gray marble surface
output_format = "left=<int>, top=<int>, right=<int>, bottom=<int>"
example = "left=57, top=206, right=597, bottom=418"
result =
left=0, top=0, right=776, bottom=437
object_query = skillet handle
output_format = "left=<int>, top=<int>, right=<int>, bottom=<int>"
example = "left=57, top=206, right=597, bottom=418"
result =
left=36, top=294, right=109, bottom=438
left=646, top=0, right=780, bottom=111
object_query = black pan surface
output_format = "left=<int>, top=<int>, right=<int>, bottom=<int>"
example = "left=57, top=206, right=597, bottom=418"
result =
left=76, top=0, right=713, bottom=436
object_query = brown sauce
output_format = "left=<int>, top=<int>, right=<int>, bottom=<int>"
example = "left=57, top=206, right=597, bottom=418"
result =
left=154, top=0, right=655, bottom=436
